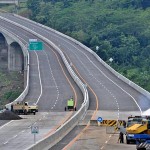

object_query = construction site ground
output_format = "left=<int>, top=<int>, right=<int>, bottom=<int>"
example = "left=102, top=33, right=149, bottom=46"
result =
left=69, top=110, right=140, bottom=150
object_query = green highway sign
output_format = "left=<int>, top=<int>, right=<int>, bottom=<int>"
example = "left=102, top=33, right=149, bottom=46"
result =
left=29, top=41, right=43, bottom=51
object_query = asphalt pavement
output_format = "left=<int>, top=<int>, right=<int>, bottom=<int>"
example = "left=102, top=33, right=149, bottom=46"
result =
left=0, top=13, right=150, bottom=150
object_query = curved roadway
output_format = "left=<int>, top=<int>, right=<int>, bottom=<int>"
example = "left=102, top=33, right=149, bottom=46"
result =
left=0, top=13, right=150, bottom=150
left=0, top=15, right=83, bottom=150
left=1, top=13, right=149, bottom=112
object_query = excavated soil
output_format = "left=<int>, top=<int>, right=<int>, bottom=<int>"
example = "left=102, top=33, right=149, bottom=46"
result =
left=0, top=110, right=22, bottom=120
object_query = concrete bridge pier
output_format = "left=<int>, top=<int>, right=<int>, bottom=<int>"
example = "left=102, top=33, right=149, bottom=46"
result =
left=0, top=31, right=28, bottom=88
left=1, top=32, right=25, bottom=71
left=0, top=33, right=8, bottom=70
left=8, top=42, right=24, bottom=71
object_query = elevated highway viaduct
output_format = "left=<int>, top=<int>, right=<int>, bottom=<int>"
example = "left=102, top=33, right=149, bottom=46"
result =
left=0, top=14, right=83, bottom=150
left=0, top=13, right=150, bottom=150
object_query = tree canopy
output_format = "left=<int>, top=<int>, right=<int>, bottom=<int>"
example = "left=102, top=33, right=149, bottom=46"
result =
left=27, top=0, right=150, bottom=91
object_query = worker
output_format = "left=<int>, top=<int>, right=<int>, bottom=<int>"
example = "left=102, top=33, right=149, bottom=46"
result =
left=123, top=121, right=126, bottom=128
left=118, top=131, right=124, bottom=143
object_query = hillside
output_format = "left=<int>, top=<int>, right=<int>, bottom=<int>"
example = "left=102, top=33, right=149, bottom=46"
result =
left=0, top=0, right=150, bottom=93
left=25, top=0, right=150, bottom=92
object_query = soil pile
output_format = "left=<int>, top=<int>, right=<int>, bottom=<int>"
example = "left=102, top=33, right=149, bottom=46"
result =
left=0, top=110, right=22, bottom=120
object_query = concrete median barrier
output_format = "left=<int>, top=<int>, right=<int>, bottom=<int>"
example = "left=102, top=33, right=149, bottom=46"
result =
left=16, top=14, right=150, bottom=103
left=90, top=119, right=126, bottom=127
left=0, top=15, right=89, bottom=150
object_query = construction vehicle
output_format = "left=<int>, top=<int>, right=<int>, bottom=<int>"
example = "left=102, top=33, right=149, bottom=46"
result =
left=126, top=116, right=143, bottom=144
left=126, top=116, right=150, bottom=146
left=65, top=98, right=76, bottom=111
left=11, top=102, right=38, bottom=115
left=134, top=134, right=150, bottom=150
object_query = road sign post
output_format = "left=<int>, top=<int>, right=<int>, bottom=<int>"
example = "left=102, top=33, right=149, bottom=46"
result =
left=97, top=117, right=103, bottom=126
left=31, top=125, right=39, bottom=144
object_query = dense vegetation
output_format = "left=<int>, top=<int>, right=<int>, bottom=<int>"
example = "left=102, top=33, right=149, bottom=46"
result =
left=0, top=71, right=24, bottom=109
left=26, top=0, right=150, bottom=91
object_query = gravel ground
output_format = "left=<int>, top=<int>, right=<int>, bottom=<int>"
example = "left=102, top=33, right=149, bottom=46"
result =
left=0, top=110, right=22, bottom=120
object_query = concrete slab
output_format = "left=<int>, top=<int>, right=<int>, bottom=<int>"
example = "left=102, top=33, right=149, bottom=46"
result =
left=68, top=110, right=141, bottom=150
left=92, top=110, right=141, bottom=120
left=0, top=112, right=70, bottom=150
left=69, top=126, right=136, bottom=150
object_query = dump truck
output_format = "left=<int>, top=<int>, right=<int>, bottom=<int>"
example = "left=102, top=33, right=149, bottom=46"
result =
left=126, top=116, right=150, bottom=146
left=65, top=98, right=76, bottom=111
left=11, top=102, right=38, bottom=115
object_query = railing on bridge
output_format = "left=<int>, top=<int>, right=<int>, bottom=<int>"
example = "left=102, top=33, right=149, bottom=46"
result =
left=0, top=0, right=18, bottom=5
left=0, top=0, right=27, bottom=6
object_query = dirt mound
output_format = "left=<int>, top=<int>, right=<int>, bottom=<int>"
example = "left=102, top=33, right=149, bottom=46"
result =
left=0, top=110, right=22, bottom=120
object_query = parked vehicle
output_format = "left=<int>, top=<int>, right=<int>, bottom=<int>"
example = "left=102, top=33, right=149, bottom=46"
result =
left=11, top=102, right=38, bottom=115
left=65, top=98, right=76, bottom=111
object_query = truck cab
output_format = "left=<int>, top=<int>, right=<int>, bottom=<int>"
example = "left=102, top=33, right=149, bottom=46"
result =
left=126, top=116, right=143, bottom=144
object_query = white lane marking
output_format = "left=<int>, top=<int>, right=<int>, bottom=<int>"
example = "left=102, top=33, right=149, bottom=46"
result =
left=0, top=120, right=13, bottom=130
left=3, top=141, right=8, bottom=145
left=49, top=32, right=142, bottom=113
left=13, top=135, right=17, bottom=138
left=34, top=51, right=43, bottom=105
left=3, top=128, right=28, bottom=145
left=43, top=49, right=60, bottom=110
left=101, top=133, right=114, bottom=149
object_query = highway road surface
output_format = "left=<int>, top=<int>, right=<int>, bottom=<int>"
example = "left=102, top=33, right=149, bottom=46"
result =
left=1, top=14, right=149, bottom=112
left=0, top=13, right=150, bottom=150
left=0, top=15, right=83, bottom=150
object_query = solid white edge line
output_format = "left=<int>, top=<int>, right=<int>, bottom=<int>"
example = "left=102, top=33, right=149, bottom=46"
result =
left=0, top=120, right=13, bottom=130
